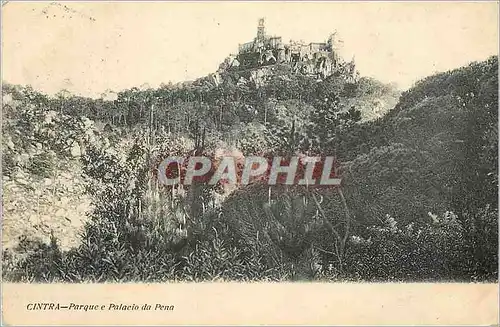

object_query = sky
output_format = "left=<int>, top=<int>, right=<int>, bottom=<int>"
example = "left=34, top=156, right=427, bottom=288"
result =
left=2, top=1, right=498, bottom=98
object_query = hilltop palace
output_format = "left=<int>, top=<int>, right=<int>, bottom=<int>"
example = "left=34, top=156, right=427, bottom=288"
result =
left=216, top=18, right=359, bottom=83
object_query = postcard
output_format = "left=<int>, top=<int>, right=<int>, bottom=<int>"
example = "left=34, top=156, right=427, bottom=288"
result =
left=2, top=1, right=498, bottom=325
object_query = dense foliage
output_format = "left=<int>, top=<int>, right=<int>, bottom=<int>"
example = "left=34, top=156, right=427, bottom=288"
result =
left=2, top=56, right=498, bottom=282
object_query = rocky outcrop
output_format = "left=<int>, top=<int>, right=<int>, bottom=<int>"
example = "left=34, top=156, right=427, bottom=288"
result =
left=2, top=159, right=91, bottom=252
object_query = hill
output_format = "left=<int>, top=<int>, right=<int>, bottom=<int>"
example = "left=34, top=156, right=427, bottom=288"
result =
left=2, top=56, right=497, bottom=282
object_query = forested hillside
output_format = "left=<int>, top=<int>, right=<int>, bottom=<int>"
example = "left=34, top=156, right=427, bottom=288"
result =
left=2, top=56, right=497, bottom=282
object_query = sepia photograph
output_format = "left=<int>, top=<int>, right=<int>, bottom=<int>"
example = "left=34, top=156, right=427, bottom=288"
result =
left=1, top=1, right=499, bottom=325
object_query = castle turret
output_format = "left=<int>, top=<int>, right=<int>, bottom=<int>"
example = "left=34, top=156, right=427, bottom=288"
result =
left=257, top=18, right=265, bottom=41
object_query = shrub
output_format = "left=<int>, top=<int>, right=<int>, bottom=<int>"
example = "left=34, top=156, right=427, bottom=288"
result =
left=26, top=151, right=56, bottom=179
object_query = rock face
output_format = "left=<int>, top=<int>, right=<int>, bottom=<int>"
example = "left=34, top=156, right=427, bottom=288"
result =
left=2, top=161, right=91, bottom=252
left=70, top=141, right=82, bottom=157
